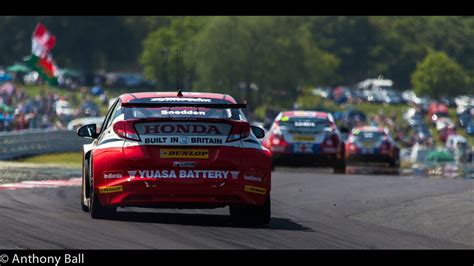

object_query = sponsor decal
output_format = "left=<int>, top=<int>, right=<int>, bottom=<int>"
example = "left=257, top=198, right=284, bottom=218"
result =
left=143, top=124, right=223, bottom=135
left=103, top=171, right=123, bottom=179
left=244, top=185, right=267, bottom=195
left=160, top=149, right=209, bottom=159
left=244, top=174, right=262, bottom=182
left=294, top=121, right=316, bottom=127
left=179, top=137, right=189, bottom=144
left=128, top=170, right=137, bottom=178
left=293, top=143, right=313, bottom=153
left=173, top=161, right=196, bottom=167
left=130, top=170, right=235, bottom=179
left=144, top=136, right=223, bottom=145
left=161, top=110, right=206, bottom=116
left=151, top=97, right=211, bottom=102
left=293, top=135, right=315, bottom=142
left=99, top=185, right=123, bottom=194
left=231, top=171, right=240, bottom=180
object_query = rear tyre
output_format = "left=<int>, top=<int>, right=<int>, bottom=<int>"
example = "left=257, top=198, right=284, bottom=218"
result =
left=88, top=158, right=116, bottom=219
left=389, top=158, right=400, bottom=168
left=333, top=147, right=346, bottom=174
left=81, top=157, right=89, bottom=212
left=333, top=159, right=346, bottom=174
left=81, top=196, right=89, bottom=212
left=90, top=190, right=116, bottom=219
left=230, top=196, right=271, bottom=226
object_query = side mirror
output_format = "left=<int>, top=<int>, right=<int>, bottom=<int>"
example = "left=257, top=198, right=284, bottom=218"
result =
left=77, top=123, right=99, bottom=139
left=251, top=125, right=265, bottom=139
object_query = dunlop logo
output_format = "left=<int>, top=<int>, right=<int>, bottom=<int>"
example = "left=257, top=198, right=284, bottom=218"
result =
left=160, top=149, right=209, bottom=159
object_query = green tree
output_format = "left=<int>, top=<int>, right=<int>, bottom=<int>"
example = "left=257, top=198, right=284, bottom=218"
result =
left=140, top=16, right=210, bottom=90
left=186, top=16, right=339, bottom=109
left=411, top=50, right=468, bottom=98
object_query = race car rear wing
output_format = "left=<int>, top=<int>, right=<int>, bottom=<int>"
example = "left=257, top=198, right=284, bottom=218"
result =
left=122, top=101, right=247, bottom=109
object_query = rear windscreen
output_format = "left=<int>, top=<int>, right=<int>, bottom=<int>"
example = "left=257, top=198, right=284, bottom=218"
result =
left=280, top=117, right=331, bottom=131
left=121, top=98, right=244, bottom=121
left=354, top=131, right=385, bottom=141
left=129, top=107, right=233, bottom=120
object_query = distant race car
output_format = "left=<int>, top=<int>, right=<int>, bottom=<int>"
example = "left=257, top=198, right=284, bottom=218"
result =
left=262, top=110, right=346, bottom=174
left=345, top=126, right=400, bottom=168
left=77, top=92, right=271, bottom=225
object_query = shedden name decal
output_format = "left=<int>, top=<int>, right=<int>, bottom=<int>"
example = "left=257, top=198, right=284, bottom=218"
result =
left=99, top=185, right=123, bottom=194
left=160, top=149, right=209, bottom=159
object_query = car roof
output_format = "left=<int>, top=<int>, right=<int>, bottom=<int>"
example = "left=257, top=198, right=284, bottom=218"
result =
left=280, top=110, right=329, bottom=118
left=119, top=92, right=237, bottom=104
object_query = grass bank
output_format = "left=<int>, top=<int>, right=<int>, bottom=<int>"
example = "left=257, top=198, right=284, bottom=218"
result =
left=14, top=152, right=82, bottom=169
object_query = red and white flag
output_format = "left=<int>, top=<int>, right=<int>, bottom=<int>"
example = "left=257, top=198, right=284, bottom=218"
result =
left=32, top=23, right=56, bottom=58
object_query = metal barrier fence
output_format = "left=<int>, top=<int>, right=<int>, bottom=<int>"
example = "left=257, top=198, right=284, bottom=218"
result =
left=0, top=129, right=92, bottom=160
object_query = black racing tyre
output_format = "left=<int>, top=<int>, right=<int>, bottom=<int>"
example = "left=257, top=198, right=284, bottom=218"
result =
left=89, top=159, right=116, bottom=219
left=81, top=194, right=89, bottom=212
left=271, top=160, right=276, bottom=172
left=81, top=157, right=89, bottom=212
left=230, top=195, right=271, bottom=226
left=333, top=146, right=346, bottom=174
left=389, top=158, right=400, bottom=168
left=90, top=190, right=116, bottom=219
left=333, top=159, right=346, bottom=174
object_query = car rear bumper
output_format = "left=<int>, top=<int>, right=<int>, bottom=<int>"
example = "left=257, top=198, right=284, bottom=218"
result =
left=95, top=178, right=269, bottom=208
left=347, top=153, right=393, bottom=163
left=272, top=153, right=340, bottom=167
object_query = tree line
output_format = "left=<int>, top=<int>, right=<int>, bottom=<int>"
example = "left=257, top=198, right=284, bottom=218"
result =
left=1, top=16, right=474, bottom=109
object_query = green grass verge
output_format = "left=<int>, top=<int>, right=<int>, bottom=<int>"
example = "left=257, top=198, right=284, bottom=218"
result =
left=15, top=152, right=82, bottom=169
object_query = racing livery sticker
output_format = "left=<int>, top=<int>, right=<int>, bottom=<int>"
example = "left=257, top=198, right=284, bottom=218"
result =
left=103, top=171, right=123, bottom=179
left=244, top=174, right=262, bottom=182
left=244, top=185, right=267, bottom=195
left=99, top=185, right=123, bottom=194
left=231, top=171, right=240, bottom=179
left=136, top=122, right=231, bottom=146
left=173, top=161, right=197, bottom=167
left=126, top=170, right=239, bottom=179
left=161, top=110, right=206, bottom=116
left=151, top=97, right=212, bottom=102
left=160, top=149, right=209, bottom=159
left=144, top=136, right=224, bottom=145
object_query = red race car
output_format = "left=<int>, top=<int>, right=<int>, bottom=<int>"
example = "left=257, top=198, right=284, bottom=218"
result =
left=262, top=110, right=346, bottom=173
left=77, top=91, right=271, bottom=225
left=345, top=126, right=400, bottom=168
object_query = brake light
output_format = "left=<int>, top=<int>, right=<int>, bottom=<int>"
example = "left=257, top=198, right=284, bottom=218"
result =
left=227, top=122, right=250, bottom=142
left=323, top=133, right=339, bottom=147
left=348, top=143, right=357, bottom=152
left=113, top=121, right=140, bottom=141
left=380, top=141, right=391, bottom=154
left=270, top=133, right=288, bottom=152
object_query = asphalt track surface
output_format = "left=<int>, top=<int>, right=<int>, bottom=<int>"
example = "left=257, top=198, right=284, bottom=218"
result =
left=0, top=167, right=472, bottom=249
